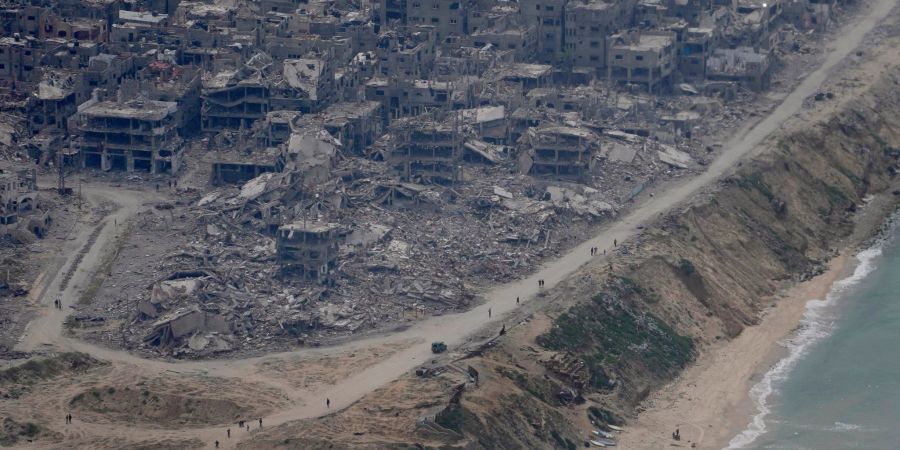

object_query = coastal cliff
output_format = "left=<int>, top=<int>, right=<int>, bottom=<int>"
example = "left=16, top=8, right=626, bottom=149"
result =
left=425, top=67, right=900, bottom=449
left=236, top=57, right=900, bottom=450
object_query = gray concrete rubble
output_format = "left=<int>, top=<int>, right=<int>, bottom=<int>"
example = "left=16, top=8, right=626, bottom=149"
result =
left=0, top=0, right=857, bottom=358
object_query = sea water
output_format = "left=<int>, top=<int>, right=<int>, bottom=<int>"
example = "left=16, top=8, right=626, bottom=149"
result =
left=727, top=217, right=900, bottom=450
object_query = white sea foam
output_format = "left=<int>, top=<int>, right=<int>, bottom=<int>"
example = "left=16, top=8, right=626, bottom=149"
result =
left=724, top=244, right=884, bottom=449
left=831, top=421, right=864, bottom=432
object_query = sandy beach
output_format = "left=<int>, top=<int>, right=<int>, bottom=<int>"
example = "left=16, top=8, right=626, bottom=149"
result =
left=615, top=251, right=856, bottom=449
left=616, top=182, right=900, bottom=450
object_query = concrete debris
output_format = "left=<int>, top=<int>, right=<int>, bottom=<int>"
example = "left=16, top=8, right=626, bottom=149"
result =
left=0, top=0, right=853, bottom=359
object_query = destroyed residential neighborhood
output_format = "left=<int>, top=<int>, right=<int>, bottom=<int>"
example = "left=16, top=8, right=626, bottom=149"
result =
left=2, top=0, right=892, bottom=447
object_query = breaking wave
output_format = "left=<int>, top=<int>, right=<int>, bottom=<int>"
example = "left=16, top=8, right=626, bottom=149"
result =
left=724, top=244, right=885, bottom=449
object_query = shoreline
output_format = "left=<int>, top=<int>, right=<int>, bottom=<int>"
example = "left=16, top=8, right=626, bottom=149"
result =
left=617, top=191, right=899, bottom=450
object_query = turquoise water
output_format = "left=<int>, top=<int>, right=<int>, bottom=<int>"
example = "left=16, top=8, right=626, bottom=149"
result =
left=728, top=219, right=900, bottom=450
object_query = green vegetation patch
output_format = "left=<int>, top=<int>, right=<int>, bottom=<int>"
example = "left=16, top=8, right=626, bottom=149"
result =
left=0, top=353, right=102, bottom=386
left=537, top=279, right=694, bottom=386
left=0, top=417, right=47, bottom=447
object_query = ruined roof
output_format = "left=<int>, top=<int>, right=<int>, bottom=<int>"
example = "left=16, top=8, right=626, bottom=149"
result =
left=491, top=63, right=552, bottom=80
left=80, top=99, right=178, bottom=121
left=707, top=47, right=770, bottom=75
left=119, top=10, right=168, bottom=24
left=285, top=128, right=337, bottom=170
left=279, top=222, right=341, bottom=234
left=535, top=125, right=598, bottom=140
left=609, top=32, right=674, bottom=51
left=456, top=105, right=506, bottom=124
left=323, top=101, right=382, bottom=120
left=266, top=110, right=302, bottom=124
left=282, top=58, right=326, bottom=100
left=36, top=71, right=78, bottom=100
left=567, top=0, right=614, bottom=11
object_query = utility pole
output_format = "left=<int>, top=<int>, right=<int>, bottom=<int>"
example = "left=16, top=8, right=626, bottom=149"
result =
left=57, top=149, right=65, bottom=195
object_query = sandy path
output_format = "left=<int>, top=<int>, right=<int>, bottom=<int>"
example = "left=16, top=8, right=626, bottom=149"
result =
left=7, top=0, right=897, bottom=445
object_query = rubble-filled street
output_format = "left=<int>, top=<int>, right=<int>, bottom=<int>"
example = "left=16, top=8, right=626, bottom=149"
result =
left=2, top=0, right=898, bottom=447
left=2, top=0, right=858, bottom=359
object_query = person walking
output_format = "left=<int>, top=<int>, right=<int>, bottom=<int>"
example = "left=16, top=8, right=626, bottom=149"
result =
left=214, top=440, right=219, bottom=448
left=258, top=418, right=262, bottom=428
left=326, top=398, right=331, bottom=408
left=516, top=296, right=519, bottom=305
left=614, top=239, right=617, bottom=247
left=488, top=308, right=491, bottom=318
left=227, top=428, right=230, bottom=438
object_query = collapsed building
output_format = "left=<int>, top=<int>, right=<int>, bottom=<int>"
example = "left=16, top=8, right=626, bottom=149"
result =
left=518, top=125, right=599, bottom=179
left=276, top=222, right=340, bottom=283
left=0, top=168, right=49, bottom=237
left=706, top=46, right=773, bottom=91
left=0, top=0, right=848, bottom=358
left=388, top=117, right=463, bottom=184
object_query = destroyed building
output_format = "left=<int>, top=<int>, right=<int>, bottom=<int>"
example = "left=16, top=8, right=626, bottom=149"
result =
left=607, top=30, right=677, bottom=93
left=376, top=27, right=436, bottom=78
left=201, top=63, right=271, bottom=133
left=75, top=99, right=183, bottom=174
left=679, top=27, right=715, bottom=82
left=29, top=71, right=82, bottom=136
left=276, top=222, right=340, bottom=283
left=388, top=117, right=463, bottom=184
left=519, top=125, right=598, bottom=178
left=0, top=168, right=49, bottom=237
left=519, top=0, right=567, bottom=63
left=118, top=62, right=202, bottom=136
left=0, top=0, right=849, bottom=358
left=706, top=46, right=772, bottom=90
left=320, top=101, right=385, bottom=155
left=405, top=0, right=473, bottom=42
left=275, top=52, right=337, bottom=113
left=565, top=0, right=634, bottom=72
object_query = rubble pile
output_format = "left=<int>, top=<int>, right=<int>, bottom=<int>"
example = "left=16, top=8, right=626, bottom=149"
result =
left=82, top=149, right=630, bottom=357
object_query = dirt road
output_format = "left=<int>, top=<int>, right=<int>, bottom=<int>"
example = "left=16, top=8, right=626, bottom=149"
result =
left=15, top=183, right=153, bottom=353
left=8, top=0, right=897, bottom=446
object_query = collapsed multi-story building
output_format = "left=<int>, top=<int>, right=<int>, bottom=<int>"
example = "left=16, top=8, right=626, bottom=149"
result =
left=0, top=169, right=37, bottom=226
left=201, top=65, right=271, bottom=133
left=679, top=27, right=715, bottom=82
left=388, top=117, right=463, bottom=184
left=75, top=99, right=183, bottom=174
left=0, top=169, right=49, bottom=238
left=276, top=221, right=340, bottom=283
left=518, top=125, right=599, bottom=178
left=706, top=46, right=772, bottom=90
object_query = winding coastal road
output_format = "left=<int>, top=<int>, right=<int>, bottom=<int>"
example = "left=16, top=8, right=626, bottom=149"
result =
left=10, top=0, right=898, bottom=446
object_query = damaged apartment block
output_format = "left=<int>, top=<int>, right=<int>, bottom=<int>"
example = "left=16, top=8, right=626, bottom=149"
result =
left=607, top=30, right=677, bottom=93
left=276, top=222, right=340, bottom=284
left=519, top=125, right=599, bottom=179
left=76, top=99, right=183, bottom=174
left=388, top=117, right=463, bottom=185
